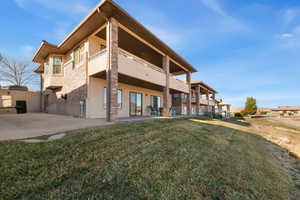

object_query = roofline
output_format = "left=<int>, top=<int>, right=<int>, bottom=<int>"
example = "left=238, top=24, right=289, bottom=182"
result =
left=57, top=0, right=106, bottom=48
left=32, top=40, right=58, bottom=63
left=191, top=81, right=218, bottom=93
left=33, top=0, right=197, bottom=72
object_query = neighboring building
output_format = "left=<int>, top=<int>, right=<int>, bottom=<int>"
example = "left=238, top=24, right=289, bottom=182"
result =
left=0, top=87, right=40, bottom=114
left=32, top=0, right=228, bottom=121
left=171, top=80, right=230, bottom=117
left=270, top=106, right=300, bottom=117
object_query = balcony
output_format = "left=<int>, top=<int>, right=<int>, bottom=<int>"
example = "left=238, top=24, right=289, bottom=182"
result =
left=88, top=49, right=107, bottom=76
left=119, top=49, right=189, bottom=93
left=43, top=74, right=63, bottom=89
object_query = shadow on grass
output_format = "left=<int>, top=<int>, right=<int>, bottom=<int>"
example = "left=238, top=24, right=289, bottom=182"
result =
left=226, top=117, right=251, bottom=127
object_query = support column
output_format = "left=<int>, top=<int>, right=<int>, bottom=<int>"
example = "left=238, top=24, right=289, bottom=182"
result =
left=206, top=91, right=210, bottom=116
left=196, top=86, right=200, bottom=116
left=212, top=93, right=216, bottom=116
left=186, top=72, right=191, bottom=115
left=162, top=56, right=170, bottom=117
left=227, top=105, right=231, bottom=118
left=106, top=18, right=119, bottom=122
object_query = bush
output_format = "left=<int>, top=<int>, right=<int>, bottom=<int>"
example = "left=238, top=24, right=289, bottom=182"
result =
left=234, top=112, right=243, bottom=118
left=213, top=113, right=222, bottom=119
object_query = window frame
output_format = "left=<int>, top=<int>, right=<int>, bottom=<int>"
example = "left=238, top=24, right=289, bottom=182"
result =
left=73, top=44, right=85, bottom=69
left=53, top=56, right=62, bottom=74
left=104, top=87, right=123, bottom=109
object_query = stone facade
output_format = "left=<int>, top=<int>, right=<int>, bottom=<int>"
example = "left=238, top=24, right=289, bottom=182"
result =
left=106, top=18, right=119, bottom=122
left=163, top=56, right=170, bottom=117
left=186, top=72, right=191, bottom=115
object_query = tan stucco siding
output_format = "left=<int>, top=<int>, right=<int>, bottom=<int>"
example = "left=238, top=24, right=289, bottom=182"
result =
left=86, top=77, right=165, bottom=119
left=118, top=49, right=166, bottom=87
left=0, top=89, right=40, bottom=113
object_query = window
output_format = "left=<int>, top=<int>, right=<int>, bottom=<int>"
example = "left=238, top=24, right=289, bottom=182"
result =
left=53, top=56, right=62, bottom=74
left=104, top=87, right=123, bottom=108
left=151, top=96, right=161, bottom=109
left=73, top=44, right=85, bottom=68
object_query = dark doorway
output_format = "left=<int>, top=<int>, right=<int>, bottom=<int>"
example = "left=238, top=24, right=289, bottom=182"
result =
left=16, top=101, right=27, bottom=114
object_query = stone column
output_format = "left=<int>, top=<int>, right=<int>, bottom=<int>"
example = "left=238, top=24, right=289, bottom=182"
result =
left=206, top=91, right=210, bottom=116
left=106, top=18, right=119, bottom=122
left=162, top=56, right=170, bottom=117
left=40, top=74, right=44, bottom=112
left=212, top=93, right=216, bottom=115
left=196, top=86, right=200, bottom=115
left=227, top=105, right=231, bottom=118
left=186, top=72, right=191, bottom=115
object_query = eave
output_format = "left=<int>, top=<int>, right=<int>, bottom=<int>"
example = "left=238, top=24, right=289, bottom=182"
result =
left=32, top=0, right=198, bottom=73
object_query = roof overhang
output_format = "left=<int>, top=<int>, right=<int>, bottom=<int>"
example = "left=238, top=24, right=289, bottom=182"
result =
left=32, top=0, right=197, bottom=73
left=191, top=80, right=217, bottom=94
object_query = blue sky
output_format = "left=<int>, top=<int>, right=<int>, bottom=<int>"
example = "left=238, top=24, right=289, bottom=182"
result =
left=0, top=0, right=299, bottom=107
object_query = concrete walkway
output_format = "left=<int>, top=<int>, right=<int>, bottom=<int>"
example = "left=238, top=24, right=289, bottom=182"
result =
left=0, top=113, right=111, bottom=141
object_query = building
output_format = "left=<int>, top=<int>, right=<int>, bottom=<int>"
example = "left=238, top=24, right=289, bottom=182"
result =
left=33, top=0, right=229, bottom=121
left=0, top=87, right=40, bottom=114
left=270, top=106, right=300, bottom=117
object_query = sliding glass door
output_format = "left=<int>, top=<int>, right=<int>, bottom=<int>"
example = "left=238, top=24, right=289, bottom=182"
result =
left=130, top=92, right=143, bottom=116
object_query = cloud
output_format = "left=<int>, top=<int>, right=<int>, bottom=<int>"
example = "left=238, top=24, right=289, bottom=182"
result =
left=280, top=33, right=294, bottom=38
left=19, top=45, right=35, bottom=58
left=282, top=8, right=300, bottom=24
left=199, top=0, right=249, bottom=32
left=276, top=26, right=300, bottom=49
left=145, top=25, right=189, bottom=50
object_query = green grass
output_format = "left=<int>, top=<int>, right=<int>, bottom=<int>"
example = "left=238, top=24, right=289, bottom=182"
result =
left=0, top=118, right=299, bottom=200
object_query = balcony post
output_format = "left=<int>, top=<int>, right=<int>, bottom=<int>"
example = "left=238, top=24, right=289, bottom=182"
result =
left=196, top=86, right=200, bottom=116
left=162, top=56, right=170, bottom=117
left=212, top=93, right=216, bottom=116
left=186, top=72, right=191, bottom=115
left=206, top=91, right=210, bottom=116
left=106, top=17, right=119, bottom=122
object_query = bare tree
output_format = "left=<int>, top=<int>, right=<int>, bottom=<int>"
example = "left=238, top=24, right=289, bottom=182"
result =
left=0, top=53, right=37, bottom=87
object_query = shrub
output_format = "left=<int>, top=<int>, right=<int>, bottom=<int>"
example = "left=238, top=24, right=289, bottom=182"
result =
left=234, top=112, right=243, bottom=118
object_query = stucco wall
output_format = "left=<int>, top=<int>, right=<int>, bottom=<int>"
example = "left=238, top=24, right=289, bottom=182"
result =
left=0, top=89, right=40, bottom=113
left=86, top=77, right=165, bottom=119
left=43, top=40, right=89, bottom=117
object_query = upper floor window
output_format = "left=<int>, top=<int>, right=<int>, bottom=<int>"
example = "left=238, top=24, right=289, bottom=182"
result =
left=74, top=44, right=85, bottom=68
left=53, top=56, right=62, bottom=74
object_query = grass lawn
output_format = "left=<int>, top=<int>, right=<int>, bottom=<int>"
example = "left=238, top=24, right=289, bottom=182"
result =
left=1, top=118, right=300, bottom=200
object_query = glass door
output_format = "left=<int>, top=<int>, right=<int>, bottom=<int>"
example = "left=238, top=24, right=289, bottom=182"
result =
left=129, top=92, right=143, bottom=116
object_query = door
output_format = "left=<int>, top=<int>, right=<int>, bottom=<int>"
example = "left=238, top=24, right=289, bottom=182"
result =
left=16, top=101, right=27, bottom=114
left=129, top=92, right=143, bottom=116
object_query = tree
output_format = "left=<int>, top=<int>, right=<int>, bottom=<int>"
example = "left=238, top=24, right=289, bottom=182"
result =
left=241, top=97, right=257, bottom=116
left=0, top=53, right=37, bottom=87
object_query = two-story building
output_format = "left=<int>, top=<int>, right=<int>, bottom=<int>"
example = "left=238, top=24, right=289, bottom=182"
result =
left=33, top=0, right=199, bottom=121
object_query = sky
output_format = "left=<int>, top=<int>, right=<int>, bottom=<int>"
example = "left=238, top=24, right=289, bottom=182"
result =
left=0, top=0, right=299, bottom=108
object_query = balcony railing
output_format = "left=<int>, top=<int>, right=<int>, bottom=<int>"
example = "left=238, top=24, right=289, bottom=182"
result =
left=43, top=74, right=64, bottom=89
left=88, top=49, right=107, bottom=76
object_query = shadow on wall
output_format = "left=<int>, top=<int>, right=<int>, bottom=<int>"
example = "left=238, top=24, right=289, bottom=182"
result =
left=44, top=84, right=87, bottom=118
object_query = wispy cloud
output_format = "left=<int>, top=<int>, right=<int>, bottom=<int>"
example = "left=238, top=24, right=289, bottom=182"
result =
left=280, top=33, right=294, bottom=38
left=19, top=45, right=35, bottom=58
left=282, top=8, right=300, bottom=24
left=199, top=0, right=249, bottom=32
left=276, top=26, right=300, bottom=49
